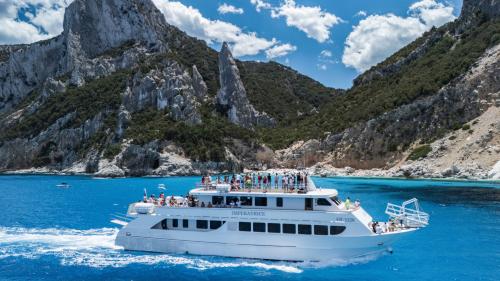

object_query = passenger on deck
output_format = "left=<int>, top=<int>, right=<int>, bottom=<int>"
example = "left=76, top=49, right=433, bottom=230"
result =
left=354, top=199, right=360, bottom=209
left=288, top=176, right=294, bottom=192
left=207, top=202, right=213, bottom=208
left=245, top=177, right=252, bottom=190
left=274, top=173, right=279, bottom=189
left=345, top=197, right=351, bottom=210
left=201, top=201, right=205, bottom=208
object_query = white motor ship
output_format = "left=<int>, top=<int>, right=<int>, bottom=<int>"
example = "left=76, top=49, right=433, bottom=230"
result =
left=114, top=175, right=429, bottom=261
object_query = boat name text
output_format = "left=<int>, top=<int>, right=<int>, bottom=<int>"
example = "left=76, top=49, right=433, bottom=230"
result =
left=231, top=210, right=265, bottom=217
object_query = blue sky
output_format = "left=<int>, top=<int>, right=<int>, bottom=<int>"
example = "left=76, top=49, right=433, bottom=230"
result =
left=0, top=0, right=462, bottom=88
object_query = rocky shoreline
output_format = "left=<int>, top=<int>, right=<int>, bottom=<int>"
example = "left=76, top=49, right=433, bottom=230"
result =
left=3, top=164, right=499, bottom=182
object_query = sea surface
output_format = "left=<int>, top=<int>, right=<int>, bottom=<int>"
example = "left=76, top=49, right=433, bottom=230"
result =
left=0, top=175, right=498, bottom=281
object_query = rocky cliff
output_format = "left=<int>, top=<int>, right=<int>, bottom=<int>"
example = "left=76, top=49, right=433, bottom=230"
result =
left=216, top=43, right=275, bottom=128
left=0, top=0, right=498, bottom=179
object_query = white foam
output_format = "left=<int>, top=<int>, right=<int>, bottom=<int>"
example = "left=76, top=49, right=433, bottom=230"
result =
left=0, top=226, right=301, bottom=273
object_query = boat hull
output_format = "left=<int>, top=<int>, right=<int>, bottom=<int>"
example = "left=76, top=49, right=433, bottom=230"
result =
left=115, top=224, right=412, bottom=261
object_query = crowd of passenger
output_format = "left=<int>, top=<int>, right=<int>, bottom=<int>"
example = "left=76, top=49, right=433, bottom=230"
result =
left=200, top=172, right=310, bottom=193
left=143, top=192, right=188, bottom=207
left=369, top=219, right=399, bottom=234
left=142, top=192, right=242, bottom=208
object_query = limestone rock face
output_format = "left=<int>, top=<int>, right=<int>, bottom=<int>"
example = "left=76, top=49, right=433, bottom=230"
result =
left=460, top=0, right=500, bottom=22
left=216, top=42, right=275, bottom=128
left=62, top=0, right=167, bottom=58
left=122, top=61, right=203, bottom=124
left=191, top=65, right=208, bottom=101
left=0, top=112, right=106, bottom=171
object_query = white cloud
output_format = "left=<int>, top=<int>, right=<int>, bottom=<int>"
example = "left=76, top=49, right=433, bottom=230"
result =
left=270, top=0, right=342, bottom=43
left=250, top=0, right=271, bottom=12
left=265, top=43, right=297, bottom=59
left=153, top=0, right=282, bottom=57
left=317, top=64, right=327, bottom=70
left=409, top=0, right=455, bottom=27
left=0, top=0, right=71, bottom=44
left=318, top=49, right=338, bottom=67
left=342, top=0, right=456, bottom=72
left=218, top=3, right=244, bottom=15
left=355, top=10, right=367, bottom=17
left=320, top=50, right=332, bottom=58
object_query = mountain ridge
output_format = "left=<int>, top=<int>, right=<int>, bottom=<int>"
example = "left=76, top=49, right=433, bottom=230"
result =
left=0, top=0, right=498, bottom=179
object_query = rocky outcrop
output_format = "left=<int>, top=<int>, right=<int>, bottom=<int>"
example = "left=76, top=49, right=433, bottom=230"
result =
left=460, top=0, right=500, bottom=23
left=0, top=112, right=106, bottom=170
left=122, top=60, right=205, bottom=124
left=62, top=0, right=167, bottom=59
left=216, top=42, right=275, bottom=128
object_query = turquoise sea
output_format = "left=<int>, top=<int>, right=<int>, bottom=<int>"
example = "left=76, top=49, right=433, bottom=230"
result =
left=0, top=175, right=498, bottom=280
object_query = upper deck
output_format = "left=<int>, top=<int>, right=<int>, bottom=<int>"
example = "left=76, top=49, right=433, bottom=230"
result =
left=190, top=185, right=338, bottom=198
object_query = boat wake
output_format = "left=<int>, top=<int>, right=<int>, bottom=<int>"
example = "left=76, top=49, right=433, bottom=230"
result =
left=0, top=226, right=385, bottom=273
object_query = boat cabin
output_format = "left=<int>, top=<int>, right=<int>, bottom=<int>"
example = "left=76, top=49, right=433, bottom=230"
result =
left=188, top=185, right=345, bottom=211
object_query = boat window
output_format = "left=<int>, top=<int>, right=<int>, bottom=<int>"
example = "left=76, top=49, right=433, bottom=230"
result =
left=210, top=220, right=223, bottom=230
left=255, top=197, right=267, bottom=207
left=314, top=225, right=328, bottom=235
left=212, top=196, right=224, bottom=205
left=183, top=219, right=189, bottom=228
left=316, top=198, right=331, bottom=206
left=240, top=196, right=252, bottom=206
left=298, top=224, right=312, bottom=235
left=196, top=220, right=208, bottom=229
left=239, top=222, right=251, bottom=232
left=276, top=197, right=283, bottom=207
left=330, top=225, right=346, bottom=235
left=226, top=196, right=239, bottom=206
left=268, top=223, right=281, bottom=233
left=151, top=219, right=167, bottom=230
left=253, top=222, right=266, bottom=232
left=172, top=219, right=178, bottom=228
left=283, top=224, right=296, bottom=234
left=330, top=196, right=341, bottom=205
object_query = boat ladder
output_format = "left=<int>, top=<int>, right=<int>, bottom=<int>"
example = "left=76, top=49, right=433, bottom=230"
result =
left=385, top=198, right=429, bottom=228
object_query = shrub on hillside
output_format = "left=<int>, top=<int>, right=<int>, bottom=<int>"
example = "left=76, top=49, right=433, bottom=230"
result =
left=407, top=145, right=432, bottom=161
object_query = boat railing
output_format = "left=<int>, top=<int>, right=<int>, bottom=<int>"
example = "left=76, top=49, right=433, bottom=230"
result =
left=385, top=198, right=429, bottom=228
left=195, top=183, right=310, bottom=193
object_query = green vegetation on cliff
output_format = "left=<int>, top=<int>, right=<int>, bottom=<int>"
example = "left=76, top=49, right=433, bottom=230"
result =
left=261, top=19, right=500, bottom=149
left=0, top=70, right=129, bottom=142
left=125, top=106, right=255, bottom=162
left=238, top=61, right=337, bottom=124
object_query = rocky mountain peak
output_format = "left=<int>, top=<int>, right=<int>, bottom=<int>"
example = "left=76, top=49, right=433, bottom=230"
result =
left=216, top=42, right=275, bottom=128
left=63, top=0, right=168, bottom=58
